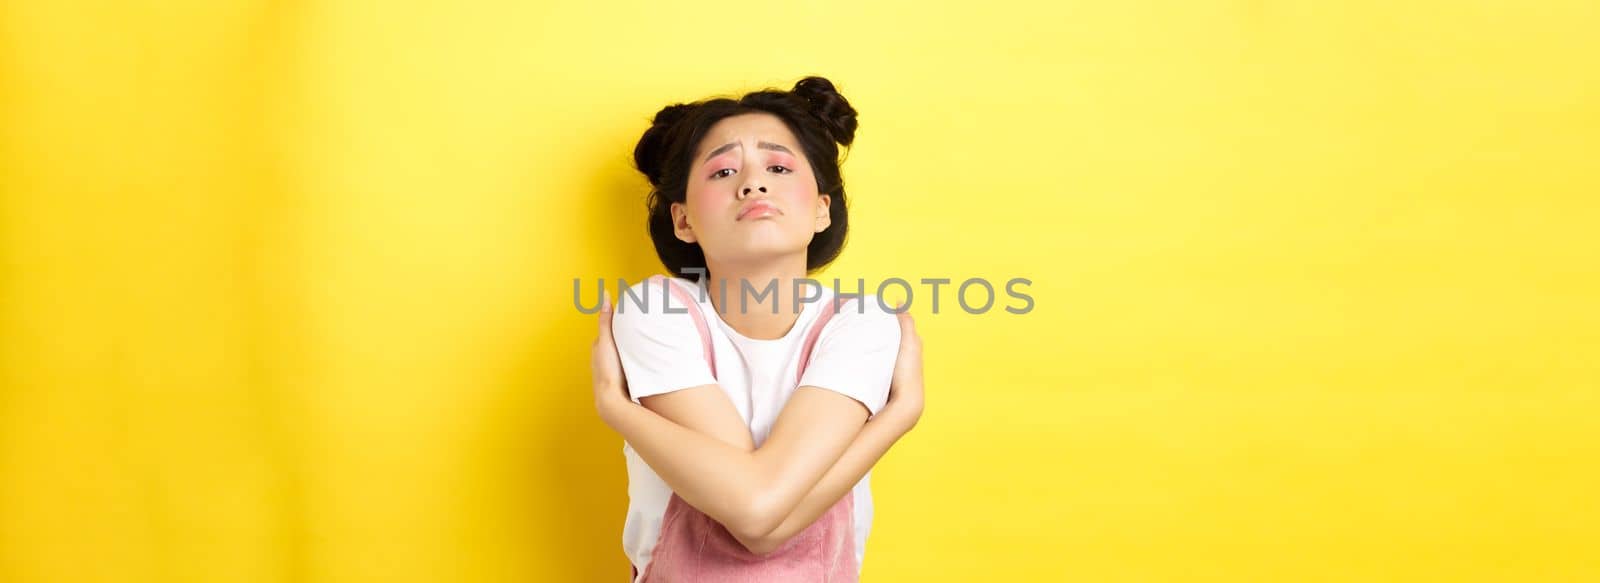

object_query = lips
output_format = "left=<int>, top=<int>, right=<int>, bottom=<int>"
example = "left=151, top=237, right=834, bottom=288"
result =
left=737, top=201, right=782, bottom=220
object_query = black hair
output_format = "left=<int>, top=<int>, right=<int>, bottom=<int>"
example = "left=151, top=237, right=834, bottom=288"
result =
left=632, top=76, right=859, bottom=280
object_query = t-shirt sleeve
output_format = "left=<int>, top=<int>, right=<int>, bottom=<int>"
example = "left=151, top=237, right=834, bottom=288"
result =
left=796, top=295, right=902, bottom=418
left=609, top=282, right=719, bottom=404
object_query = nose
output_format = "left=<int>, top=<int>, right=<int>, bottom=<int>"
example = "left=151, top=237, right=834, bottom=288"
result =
left=739, top=184, right=767, bottom=199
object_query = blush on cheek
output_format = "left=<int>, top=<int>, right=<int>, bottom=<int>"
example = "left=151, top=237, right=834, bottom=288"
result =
left=784, top=189, right=820, bottom=214
left=685, top=192, right=722, bottom=221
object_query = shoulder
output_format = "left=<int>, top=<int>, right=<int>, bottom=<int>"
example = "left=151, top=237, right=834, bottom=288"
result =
left=832, top=293, right=898, bottom=320
left=816, top=293, right=900, bottom=343
left=610, top=276, right=705, bottom=336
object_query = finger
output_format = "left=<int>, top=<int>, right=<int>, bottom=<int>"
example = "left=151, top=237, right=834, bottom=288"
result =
left=895, top=304, right=917, bottom=334
left=597, top=289, right=614, bottom=339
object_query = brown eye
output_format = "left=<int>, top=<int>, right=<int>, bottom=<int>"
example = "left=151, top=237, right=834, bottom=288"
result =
left=711, top=168, right=735, bottom=179
left=769, top=165, right=792, bottom=174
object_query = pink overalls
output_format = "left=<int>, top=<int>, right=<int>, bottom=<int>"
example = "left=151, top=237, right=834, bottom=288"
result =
left=630, top=275, right=861, bottom=582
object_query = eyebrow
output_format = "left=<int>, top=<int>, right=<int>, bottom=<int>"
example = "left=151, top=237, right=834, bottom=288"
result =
left=700, top=141, right=795, bottom=164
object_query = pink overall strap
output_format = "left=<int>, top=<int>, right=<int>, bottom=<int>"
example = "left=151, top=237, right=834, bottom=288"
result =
left=796, top=294, right=859, bottom=385
left=649, top=275, right=717, bottom=378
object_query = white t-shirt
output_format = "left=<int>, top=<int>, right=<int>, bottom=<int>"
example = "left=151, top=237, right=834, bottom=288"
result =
left=611, top=276, right=900, bottom=580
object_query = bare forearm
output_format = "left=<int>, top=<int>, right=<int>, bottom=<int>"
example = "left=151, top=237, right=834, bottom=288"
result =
left=740, top=408, right=915, bottom=553
left=601, top=398, right=761, bottom=523
left=599, top=397, right=838, bottom=537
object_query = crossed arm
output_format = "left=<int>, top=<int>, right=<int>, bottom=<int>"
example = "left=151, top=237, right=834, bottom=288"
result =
left=598, top=386, right=915, bottom=553
left=590, top=298, right=924, bottom=555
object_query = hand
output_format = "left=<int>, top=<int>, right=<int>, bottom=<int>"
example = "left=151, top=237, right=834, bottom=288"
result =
left=883, top=304, right=924, bottom=429
left=591, top=290, right=630, bottom=414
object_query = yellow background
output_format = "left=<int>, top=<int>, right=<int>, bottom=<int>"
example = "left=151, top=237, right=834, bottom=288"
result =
left=2, top=1, right=1596, bottom=581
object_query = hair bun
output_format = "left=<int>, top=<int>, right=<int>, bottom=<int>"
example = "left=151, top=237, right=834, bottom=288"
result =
left=634, top=103, right=697, bottom=186
left=792, top=76, right=858, bottom=147
left=651, top=103, right=695, bottom=128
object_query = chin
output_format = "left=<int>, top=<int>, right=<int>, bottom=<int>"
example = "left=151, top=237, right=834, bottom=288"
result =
left=713, top=236, right=810, bottom=263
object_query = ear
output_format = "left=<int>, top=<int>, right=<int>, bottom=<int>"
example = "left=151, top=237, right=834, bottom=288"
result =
left=672, top=202, right=698, bottom=244
left=813, top=194, right=832, bottom=233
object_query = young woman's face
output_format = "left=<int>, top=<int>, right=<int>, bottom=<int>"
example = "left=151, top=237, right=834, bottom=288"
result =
left=673, top=113, right=831, bottom=269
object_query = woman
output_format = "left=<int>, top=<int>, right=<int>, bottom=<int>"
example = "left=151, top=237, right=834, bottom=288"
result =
left=588, top=76, right=925, bottom=582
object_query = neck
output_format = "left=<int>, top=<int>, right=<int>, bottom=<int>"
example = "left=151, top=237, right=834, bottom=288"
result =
left=702, top=253, right=811, bottom=340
